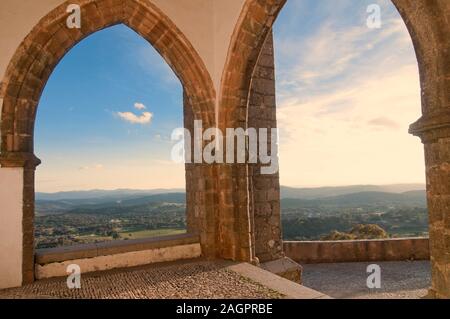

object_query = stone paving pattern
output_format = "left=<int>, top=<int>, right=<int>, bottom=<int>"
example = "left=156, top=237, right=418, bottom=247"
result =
left=302, top=261, right=431, bottom=299
left=0, top=260, right=284, bottom=299
left=0, top=260, right=431, bottom=299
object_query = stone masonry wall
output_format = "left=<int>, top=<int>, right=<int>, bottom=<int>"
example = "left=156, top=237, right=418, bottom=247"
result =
left=248, top=32, right=284, bottom=263
left=184, top=91, right=218, bottom=259
left=284, top=238, right=430, bottom=264
left=424, top=138, right=450, bottom=298
left=397, top=0, right=450, bottom=299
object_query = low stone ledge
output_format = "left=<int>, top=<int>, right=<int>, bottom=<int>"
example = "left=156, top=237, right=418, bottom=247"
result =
left=284, top=237, right=430, bottom=264
left=36, top=233, right=199, bottom=265
left=260, top=257, right=303, bottom=284
left=35, top=243, right=202, bottom=280
left=228, top=263, right=329, bottom=299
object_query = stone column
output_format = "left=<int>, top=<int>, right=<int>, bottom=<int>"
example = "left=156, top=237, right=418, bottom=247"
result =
left=410, top=112, right=450, bottom=299
left=248, top=32, right=284, bottom=263
left=183, top=91, right=218, bottom=258
left=185, top=90, right=253, bottom=262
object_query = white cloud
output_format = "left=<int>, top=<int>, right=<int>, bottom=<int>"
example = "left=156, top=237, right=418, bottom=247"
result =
left=276, top=17, right=413, bottom=106
left=134, top=102, right=146, bottom=110
left=116, top=111, right=153, bottom=125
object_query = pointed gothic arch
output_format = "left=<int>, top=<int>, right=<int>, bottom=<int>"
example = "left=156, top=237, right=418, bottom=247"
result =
left=0, top=0, right=216, bottom=283
left=220, top=0, right=450, bottom=298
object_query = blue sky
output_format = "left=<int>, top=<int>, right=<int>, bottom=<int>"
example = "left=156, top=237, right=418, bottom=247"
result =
left=35, top=0, right=424, bottom=192
left=35, top=25, right=185, bottom=191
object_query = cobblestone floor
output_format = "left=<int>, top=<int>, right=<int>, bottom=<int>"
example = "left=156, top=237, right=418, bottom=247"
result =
left=302, top=261, right=431, bottom=299
left=1, top=260, right=431, bottom=299
left=0, top=260, right=284, bottom=299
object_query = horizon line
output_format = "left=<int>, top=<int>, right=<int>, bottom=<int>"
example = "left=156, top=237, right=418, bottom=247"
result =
left=35, top=182, right=426, bottom=194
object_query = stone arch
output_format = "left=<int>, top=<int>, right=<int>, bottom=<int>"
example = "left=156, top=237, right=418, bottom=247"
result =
left=0, top=0, right=216, bottom=283
left=394, top=0, right=450, bottom=299
left=221, top=0, right=450, bottom=297
left=0, top=0, right=215, bottom=156
left=221, top=0, right=450, bottom=131
left=219, top=0, right=284, bottom=131
left=218, top=0, right=286, bottom=264
left=393, top=0, right=450, bottom=139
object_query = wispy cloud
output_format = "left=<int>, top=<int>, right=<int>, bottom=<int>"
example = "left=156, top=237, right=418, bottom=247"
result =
left=276, top=17, right=412, bottom=106
left=116, top=102, right=153, bottom=125
left=116, top=111, right=153, bottom=124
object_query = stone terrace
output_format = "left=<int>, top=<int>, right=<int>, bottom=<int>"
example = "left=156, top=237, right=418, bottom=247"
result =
left=303, top=261, right=431, bottom=299
left=0, top=259, right=430, bottom=299
left=0, top=260, right=280, bottom=299
left=0, top=259, right=329, bottom=299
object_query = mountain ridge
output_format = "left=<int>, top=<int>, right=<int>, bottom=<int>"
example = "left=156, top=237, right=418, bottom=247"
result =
left=36, top=183, right=425, bottom=201
left=35, top=186, right=427, bottom=216
left=280, top=190, right=426, bottom=209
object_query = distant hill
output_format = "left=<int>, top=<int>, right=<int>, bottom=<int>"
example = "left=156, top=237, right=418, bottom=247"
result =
left=37, top=184, right=424, bottom=201
left=35, top=184, right=426, bottom=215
left=280, top=184, right=425, bottom=199
left=36, top=192, right=186, bottom=215
left=36, top=188, right=185, bottom=201
left=281, top=190, right=426, bottom=209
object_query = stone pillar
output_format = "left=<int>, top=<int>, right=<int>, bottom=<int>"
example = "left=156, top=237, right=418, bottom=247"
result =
left=410, top=112, right=450, bottom=299
left=248, top=32, right=284, bottom=263
left=185, top=89, right=255, bottom=262
left=392, top=0, right=450, bottom=299
left=0, top=152, right=40, bottom=286
left=183, top=91, right=218, bottom=258
left=185, top=163, right=218, bottom=258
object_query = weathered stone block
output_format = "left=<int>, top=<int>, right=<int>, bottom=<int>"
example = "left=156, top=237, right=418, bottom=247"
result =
left=261, top=257, right=302, bottom=284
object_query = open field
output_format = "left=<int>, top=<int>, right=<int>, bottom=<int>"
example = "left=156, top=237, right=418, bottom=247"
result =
left=118, top=229, right=186, bottom=239
left=74, top=228, right=186, bottom=243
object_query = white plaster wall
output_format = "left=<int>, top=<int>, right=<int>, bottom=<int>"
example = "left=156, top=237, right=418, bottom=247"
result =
left=152, top=0, right=245, bottom=91
left=151, top=0, right=214, bottom=82
left=212, top=0, right=245, bottom=92
left=0, top=168, right=23, bottom=289
left=0, top=0, right=65, bottom=86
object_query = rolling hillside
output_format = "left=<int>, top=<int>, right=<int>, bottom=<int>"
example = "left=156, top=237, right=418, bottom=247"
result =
left=281, top=190, right=426, bottom=209
left=36, top=184, right=426, bottom=216
left=36, top=193, right=186, bottom=215
left=35, top=184, right=428, bottom=247
left=280, top=184, right=425, bottom=199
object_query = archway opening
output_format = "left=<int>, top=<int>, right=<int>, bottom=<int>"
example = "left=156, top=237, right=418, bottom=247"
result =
left=273, top=0, right=429, bottom=298
left=0, top=0, right=218, bottom=284
left=34, top=24, right=187, bottom=249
